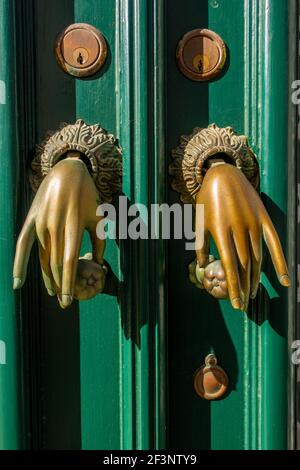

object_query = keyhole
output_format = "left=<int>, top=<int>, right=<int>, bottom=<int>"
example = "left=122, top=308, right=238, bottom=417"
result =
left=77, top=52, right=84, bottom=65
left=198, top=59, right=203, bottom=72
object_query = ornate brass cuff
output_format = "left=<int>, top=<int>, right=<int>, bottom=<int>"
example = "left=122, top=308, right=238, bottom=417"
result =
left=29, top=119, right=122, bottom=203
left=169, top=123, right=259, bottom=203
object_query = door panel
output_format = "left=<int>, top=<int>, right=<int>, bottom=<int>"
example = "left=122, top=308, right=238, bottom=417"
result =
left=167, top=0, right=292, bottom=450
left=2, top=0, right=167, bottom=450
left=33, top=0, right=122, bottom=449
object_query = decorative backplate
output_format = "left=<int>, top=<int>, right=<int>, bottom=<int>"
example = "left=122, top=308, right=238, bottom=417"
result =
left=29, top=119, right=122, bottom=203
left=169, top=124, right=259, bottom=203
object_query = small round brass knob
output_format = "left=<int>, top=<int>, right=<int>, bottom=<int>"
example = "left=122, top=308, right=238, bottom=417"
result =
left=194, top=354, right=228, bottom=400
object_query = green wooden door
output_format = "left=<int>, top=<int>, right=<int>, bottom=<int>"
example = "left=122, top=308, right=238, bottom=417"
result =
left=0, top=0, right=297, bottom=450
left=167, top=0, right=297, bottom=450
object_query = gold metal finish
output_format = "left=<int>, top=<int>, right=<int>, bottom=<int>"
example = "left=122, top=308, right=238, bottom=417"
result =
left=176, top=29, right=227, bottom=82
left=194, top=163, right=290, bottom=310
left=54, top=23, right=107, bottom=78
left=13, top=121, right=122, bottom=309
left=170, top=124, right=290, bottom=311
left=194, top=354, right=228, bottom=400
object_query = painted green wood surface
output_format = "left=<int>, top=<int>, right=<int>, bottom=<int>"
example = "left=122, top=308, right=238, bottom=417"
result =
left=168, top=0, right=291, bottom=450
left=114, top=0, right=167, bottom=450
left=74, top=0, right=122, bottom=450
left=75, top=0, right=167, bottom=450
left=0, top=0, right=167, bottom=450
left=0, top=0, right=23, bottom=450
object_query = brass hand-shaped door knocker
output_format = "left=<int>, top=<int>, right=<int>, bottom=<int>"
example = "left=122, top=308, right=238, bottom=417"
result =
left=13, top=119, right=122, bottom=308
left=170, top=124, right=290, bottom=311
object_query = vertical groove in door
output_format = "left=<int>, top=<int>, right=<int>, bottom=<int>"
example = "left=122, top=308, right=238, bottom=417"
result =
left=243, top=0, right=263, bottom=450
left=132, top=0, right=151, bottom=450
left=152, top=0, right=168, bottom=450
left=75, top=0, right=121, bottom=450
left=260, top=0, right=289, bottom=450
left=287, top=0, right=298, bottom=450
left=0, top=0, right=23, bottom=449
left=0, top=0, right=40, bottom=450
left=116, top=0, right=135, bottom=450
left=15, top=0, right=43, bottom=450
left=117, top=0, right=152, bottom=450
left=116, top=0, right=167, bottom=450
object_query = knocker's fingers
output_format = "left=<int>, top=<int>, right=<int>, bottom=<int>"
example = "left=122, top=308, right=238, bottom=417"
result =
left=232, top=229, right=251, bottom=310
left=88, top=223, right=105, bottom=264
left=213, top=231, right=243, bottom=310
left=61, top=224, right=83, bottom=308
left=38, top=241, right=56, bottom=296
left=49, top=228, right=64, bottom=290
left=250, top=256, right=262, bottom=301
left=239, top=261, right=251, bottom=312
left=262, top=216, right=290, bottom=287
left=13, top=216, right=36, bottom=289
left=249, top=230, right=262, bottom=299
left=57, top=295, right=65, bottom=309
left=196, top=229, right=210, bottom=268
left=231, top=229, right=250, bottom=271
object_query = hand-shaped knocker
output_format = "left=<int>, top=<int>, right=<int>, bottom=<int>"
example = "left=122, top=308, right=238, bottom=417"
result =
left=170, top=124, right=290, bottom=311
left=13, top=120, right=122, bottom=308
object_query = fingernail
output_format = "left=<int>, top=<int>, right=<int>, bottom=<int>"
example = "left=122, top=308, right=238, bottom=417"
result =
left=280, top=275, right=290, bottom=287
left=250, top=291, right=257, bottom=299
left=47, top=289, right=56, bottom=297
left=62, top=294, right=73, bottom=307
left=232, top=298, right=242, bottom=310
left=13, top=277, right=23, bottom=290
